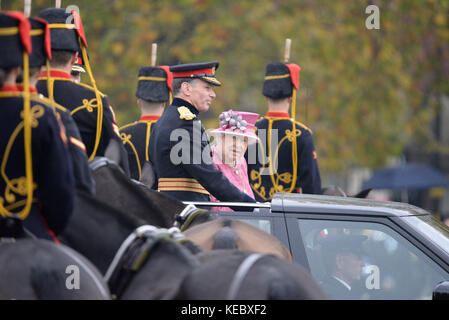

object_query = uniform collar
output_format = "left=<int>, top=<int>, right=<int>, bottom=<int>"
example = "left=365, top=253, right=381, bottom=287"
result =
left=38, top=69, right=72, bottom=80
left=266, top=112, right=290, bottom=118
left=16, top=84, right=38, bottom=93
left=0, top=85, right=20, bottom=92
left=140, top=115, right=161, bottom=122
left=171, top=97, right=199, bottom=116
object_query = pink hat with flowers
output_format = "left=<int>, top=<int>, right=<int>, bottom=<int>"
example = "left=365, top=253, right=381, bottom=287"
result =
left=209, top=109, right=260, bottom=144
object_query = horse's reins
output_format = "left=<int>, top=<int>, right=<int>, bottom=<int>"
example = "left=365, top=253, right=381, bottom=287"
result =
left=227, top=253, right=266, bottom=300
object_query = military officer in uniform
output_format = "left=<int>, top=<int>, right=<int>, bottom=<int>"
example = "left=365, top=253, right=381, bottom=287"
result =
left=0, top=11, right=75, bottom=241
left=120, top=65, right=172, bottom=181
left=35, top=8, right=129, bottom=175
left=247, top=62, right=321, bottom=201
left=17, top=16, right=95, bottom=195
left=149, top=61, right=256, bottom=204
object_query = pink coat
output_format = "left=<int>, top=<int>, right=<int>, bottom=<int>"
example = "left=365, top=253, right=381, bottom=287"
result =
left=209, top=146, right=255, bottom=211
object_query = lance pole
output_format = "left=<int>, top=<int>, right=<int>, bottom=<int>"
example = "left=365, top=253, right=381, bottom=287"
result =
left=284, top=38, right=291, bottom=63
left=151, top=43, right=157, bottom=66
left=24, top=0, right=32, bottom=17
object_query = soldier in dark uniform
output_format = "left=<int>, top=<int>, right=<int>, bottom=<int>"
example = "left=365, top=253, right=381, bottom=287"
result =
left=148, top=61, right=256, bottom=204
left=35, top=8, right=129, bottom=175
left=120, top=65, right=172, bottom=180
left=0, top=11, right=75, bottom=241
left=247, top=62, right=321, bottom=201
left=17, top=16, right=95, bottom=195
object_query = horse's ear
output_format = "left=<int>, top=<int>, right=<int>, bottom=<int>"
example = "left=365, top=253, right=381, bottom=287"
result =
left=354, top=188, right=372, bottom=198
left=104, top=139, right=122, bottom=165
left=140, top=161, right=156, bottom=189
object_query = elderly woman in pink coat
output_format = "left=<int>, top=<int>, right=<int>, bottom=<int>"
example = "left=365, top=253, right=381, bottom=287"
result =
left=209, top=110, right=259, bottom=211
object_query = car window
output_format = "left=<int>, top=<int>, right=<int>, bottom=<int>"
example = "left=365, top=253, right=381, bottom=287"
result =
left=297, top=219, right=449, bottom=300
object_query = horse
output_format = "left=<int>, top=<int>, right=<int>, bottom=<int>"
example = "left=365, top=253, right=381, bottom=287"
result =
left=174, top=249, right=327, bottom=300
left=181, top=218, right=293, bottom=261
left=90, top=157, right=185, bottom=227
left=59, top=190, right=200, bottom=299
left=0, top=220, right=110, bottom=300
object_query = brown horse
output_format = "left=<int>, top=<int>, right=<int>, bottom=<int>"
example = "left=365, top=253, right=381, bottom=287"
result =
left=182, top=218, right=293, bottom=261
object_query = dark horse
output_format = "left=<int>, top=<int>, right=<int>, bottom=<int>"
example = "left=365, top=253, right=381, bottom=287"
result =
left=60, top=190, right=200, bottom=299
left=90, top=157, right=185, bottom=227
left=175, top=249, right=327, bottom=300
left=0, top=218, right=110, bottom=299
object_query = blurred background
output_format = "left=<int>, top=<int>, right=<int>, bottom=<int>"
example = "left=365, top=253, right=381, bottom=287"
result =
left=3, top=0, right=449, bottom=221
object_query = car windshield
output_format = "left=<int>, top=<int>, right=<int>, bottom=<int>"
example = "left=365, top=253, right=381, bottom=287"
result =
left=400, top=215, right=449, bottom=254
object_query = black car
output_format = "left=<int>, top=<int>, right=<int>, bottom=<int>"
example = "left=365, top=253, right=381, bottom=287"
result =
left=184, top=193, right=449, bottom=300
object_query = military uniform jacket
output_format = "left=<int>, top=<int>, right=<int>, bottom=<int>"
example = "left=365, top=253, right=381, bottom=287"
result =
left=120, top=115, right=160, bottom=181
left=0, top=87, right=75, bottom=241
left=36, top=70, right=130, bottom=175
left=31, top=92, right=95, bottom=194
left=148, top=98, right=256, bottom=203
left=247, top=112, right=321, bottom=202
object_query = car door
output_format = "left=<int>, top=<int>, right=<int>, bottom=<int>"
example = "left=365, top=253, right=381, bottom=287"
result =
left=285, top=214, right=449, bottom=300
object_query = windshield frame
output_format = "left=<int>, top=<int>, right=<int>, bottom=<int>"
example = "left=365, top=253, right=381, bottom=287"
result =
left=398, top=214, right=449, bottom=258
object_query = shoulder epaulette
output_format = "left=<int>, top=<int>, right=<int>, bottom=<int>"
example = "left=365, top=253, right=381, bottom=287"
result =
left=177, top=106, right=196, bottom=120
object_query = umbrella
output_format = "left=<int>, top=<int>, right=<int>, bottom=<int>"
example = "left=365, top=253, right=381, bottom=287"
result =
left=362, top=163, right=449, bottom=191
